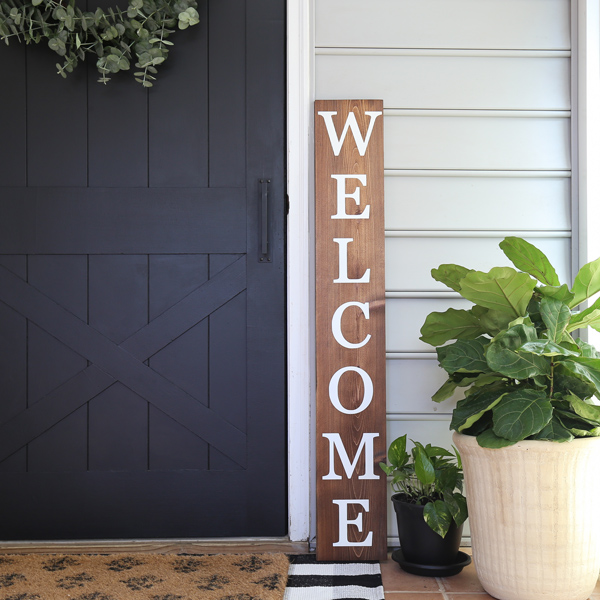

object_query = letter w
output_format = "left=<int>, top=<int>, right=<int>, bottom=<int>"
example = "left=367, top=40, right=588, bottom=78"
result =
left=317, top=111, right=382, bottom=156
left=322, top=433, right=380, bottom=480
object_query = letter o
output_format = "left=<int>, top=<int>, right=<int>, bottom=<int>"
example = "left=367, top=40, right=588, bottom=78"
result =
left=328, top=366, right=374, bottom=414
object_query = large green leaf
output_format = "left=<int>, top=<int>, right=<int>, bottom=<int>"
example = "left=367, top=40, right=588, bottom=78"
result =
left=499, top=237, right=560, bottom=286
left=566, top=394, right=600, bottom=425
left=555, top=410, right=600, bottom=437
left=486, top=324, right=550, bottom=379
left=459, top=267, right=537, bottom=317
left=420, top=308, right=486, bottom=346
left=568, top=307, right=600, bottom=333
left=413, top=444, right=435, bottom=486
left=476, top=429, right=517, bottom=448
left=423, top=500, right=453, bottom=538
left=552, top=363, right=597, bottom=399
left=538, top=284, right=575, bottom=305
left=451, top=390, right=506, bottom=432
left=519, top=340, right=579, bottom=357
left=443, top=492, right=468, bottom=527
left=540, top=296, right=571, bottom=342
left=563, top=357, right=600, bottom=394
left=473, top=306, right=514, bottom=336
left=570, top=255, right=600, bottom=308
left=528, top=415, right=574, bottom=442
left=492, top=389, right=553, bottom=441
left=431, top=264, right=473, bottom=293
left=432, top=379, right=459, bottom=403
left=387, top=435, right=408, bottom=468
left=576, top=338, right=600, bottom=358
left=438, top=338, right=490, bottom=374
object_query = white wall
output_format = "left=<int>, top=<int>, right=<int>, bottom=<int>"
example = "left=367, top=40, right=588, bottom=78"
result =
left=314, top=0, right=574, bottom=546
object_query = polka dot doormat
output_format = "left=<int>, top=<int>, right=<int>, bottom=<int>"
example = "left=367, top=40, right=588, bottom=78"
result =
left=0, top=553, right=290, bottom=600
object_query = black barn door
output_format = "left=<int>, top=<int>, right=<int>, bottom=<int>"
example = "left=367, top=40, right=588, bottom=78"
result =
left=0, top=0, right=286, bottom=539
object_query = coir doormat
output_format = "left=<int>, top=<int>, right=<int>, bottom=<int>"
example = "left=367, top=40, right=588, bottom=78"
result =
left=0, top=552, right=290, bottom=600
left=284, top=555, right=384, bottom=600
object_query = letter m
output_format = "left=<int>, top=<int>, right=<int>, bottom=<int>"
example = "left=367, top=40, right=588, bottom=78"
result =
left=322, top=433, right=380, bottom=480
left=317, top=111, right=382, bottom=156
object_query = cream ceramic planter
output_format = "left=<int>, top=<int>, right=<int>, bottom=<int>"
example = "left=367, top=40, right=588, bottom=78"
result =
left=453, top=432, right=600, bottom=600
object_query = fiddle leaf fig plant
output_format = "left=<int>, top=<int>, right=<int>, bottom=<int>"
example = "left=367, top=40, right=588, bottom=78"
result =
left=421, top=237, right=600, bottom=448
left=0, top=0, right=200, bottom=87
left=380, top=435, right=468, bottom=538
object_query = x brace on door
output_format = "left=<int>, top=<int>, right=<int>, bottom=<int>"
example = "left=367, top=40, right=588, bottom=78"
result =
left=0, top=257, right=248, bottom=467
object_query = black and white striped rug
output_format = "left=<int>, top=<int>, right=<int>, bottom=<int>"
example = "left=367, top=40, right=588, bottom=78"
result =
left=284, top=554, right=385, bottom=600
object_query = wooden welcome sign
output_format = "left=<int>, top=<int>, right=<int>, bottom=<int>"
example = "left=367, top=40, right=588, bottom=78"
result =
left=315, top=99, right=387, bottom=561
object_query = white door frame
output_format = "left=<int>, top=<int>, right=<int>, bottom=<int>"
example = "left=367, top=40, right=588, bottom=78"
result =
left=286, top=0, right=314, bottom=542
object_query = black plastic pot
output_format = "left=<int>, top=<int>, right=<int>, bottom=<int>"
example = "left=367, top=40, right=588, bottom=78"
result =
left=392, top=493, right=463, bottom=566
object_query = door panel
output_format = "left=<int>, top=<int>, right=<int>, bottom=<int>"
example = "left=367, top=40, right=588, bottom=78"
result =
left=0, top=0, right=286, bottom=539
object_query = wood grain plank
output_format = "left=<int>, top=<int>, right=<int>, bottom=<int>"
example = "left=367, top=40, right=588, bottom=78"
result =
left=315, top=99, right=386, bottom=560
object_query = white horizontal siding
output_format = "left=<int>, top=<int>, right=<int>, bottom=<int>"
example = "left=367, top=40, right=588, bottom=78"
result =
left=386, top=298, right=471, bottom=353
left=384, top=114, right=571, bottom=171
left=316, top=0, right=570, bottom=50
left=386, top=358, right=458, bottom=414
left=385, top=235, right=572, bottom=291
left=316, top=54, right=570, bottom=110
left=314, top=0, right=573, bottom=547
left=385, top=174, right=571, bottom=231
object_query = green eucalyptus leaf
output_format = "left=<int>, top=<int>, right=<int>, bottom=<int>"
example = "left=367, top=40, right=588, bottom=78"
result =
left=492, top=389, right=552, bottom=441
left=459, top=267, right=537, bottom=318
left=423, top=500, right=452, bottom=538
left=476, top=429, right=517, bottom=448
left=499, top=236, right=560, bottom=286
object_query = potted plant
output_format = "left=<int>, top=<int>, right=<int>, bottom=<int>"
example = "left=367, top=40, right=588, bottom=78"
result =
left=380, top=434, right=470, bottom=576
left=420, top=236, right=600, bottom=600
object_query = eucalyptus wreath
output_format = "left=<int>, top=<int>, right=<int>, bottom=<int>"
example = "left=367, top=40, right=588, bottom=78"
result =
left=0, top=0, right=200, bottom=87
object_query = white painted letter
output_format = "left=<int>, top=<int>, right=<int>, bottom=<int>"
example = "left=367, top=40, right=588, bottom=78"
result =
left=317, top=111, right=382, bottom=156
left=333, top=238, right=370, bottom=283
left=332, top=302, right=371, bottom=349
left=329, top=366, right=373, bottom=414
left=322, top=433, right=380, bottom=480
left=330, top=174, right=370, bottom=220
left=332, top=500, right=373, bottom=547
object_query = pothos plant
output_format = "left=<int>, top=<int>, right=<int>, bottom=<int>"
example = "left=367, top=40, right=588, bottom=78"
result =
left=379, top=435, right=468, bottom=538
left=420, top=236, right=600, bottom=449
left=0, top=0, right=200, bottom=87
